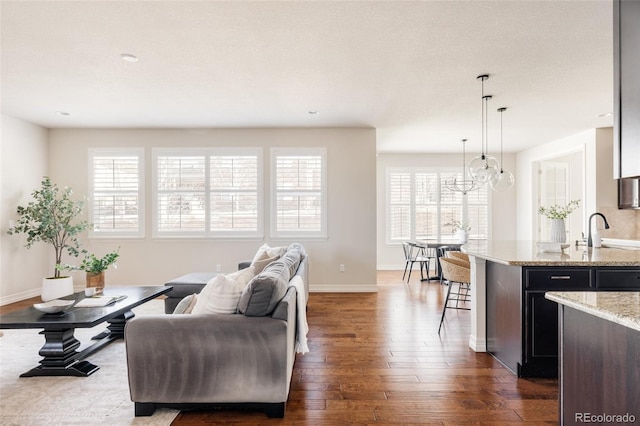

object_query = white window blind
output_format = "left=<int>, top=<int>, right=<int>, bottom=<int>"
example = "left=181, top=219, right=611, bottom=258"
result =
left=153, top=148, right=262, bottom=238
left=272, top=148, right=327, bottom=238
left=156, top=154, right=206, bottom=233
left=389, top=172, right=411, bottom=240
left=210, top=155, right=258, bottom=232
left=386, top=168, right=489, bottom=243
left=89, top=148, right=144, bottom=238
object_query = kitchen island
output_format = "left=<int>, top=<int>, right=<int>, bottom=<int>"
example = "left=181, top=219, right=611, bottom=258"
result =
left=463, top=240, right=640, bottom=377
left=545, top=291, right=639, bottom=424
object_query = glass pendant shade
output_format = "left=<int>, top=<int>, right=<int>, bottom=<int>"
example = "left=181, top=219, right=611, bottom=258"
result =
left=468, top=154, right=498, bottom=184
left=489, top=168, right=514, bottom=191
left=469, top=75, right=498, bottom=185
left=489, top=106, right=514, bottom=192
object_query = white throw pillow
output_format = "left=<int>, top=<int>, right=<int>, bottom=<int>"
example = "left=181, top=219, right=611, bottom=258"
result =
left=191, top=266, right=255, bottom=315
left=250, top=243, right=287, bottom=274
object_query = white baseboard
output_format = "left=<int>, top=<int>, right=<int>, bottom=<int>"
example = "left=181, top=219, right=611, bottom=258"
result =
left=376, top=264, right=403, bottom=270
left=310, top=284, right=378, bottom=293
left=0, top=287, right=41, bottom=306
left=468, top=335, right=487, bottom=352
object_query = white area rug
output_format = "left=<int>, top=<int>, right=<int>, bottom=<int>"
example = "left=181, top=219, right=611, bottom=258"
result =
left=0, top=300, right=178, bottom=425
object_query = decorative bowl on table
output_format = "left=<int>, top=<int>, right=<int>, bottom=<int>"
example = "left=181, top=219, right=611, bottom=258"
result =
left=33, top=299, right=75, bottom=314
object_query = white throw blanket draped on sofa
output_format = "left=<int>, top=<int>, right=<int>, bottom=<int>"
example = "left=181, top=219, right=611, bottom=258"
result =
left=288, top=275, right=309, bottom=354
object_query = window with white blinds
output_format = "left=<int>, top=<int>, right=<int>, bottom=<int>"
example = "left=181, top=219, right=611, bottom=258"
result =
left=153, top=148, right=263, bottom=238
left=387, top=168, right=489, bottom=243
left=88, top=148, right=144, bottom=238
left=271, top=148, right=327, bottom=239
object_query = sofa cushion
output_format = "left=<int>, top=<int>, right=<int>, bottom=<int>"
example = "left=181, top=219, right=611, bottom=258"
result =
left=250, top=243, right=287, bottom=274
left=191, top=266, right=255, bottom=315
left=238, top=249, right=301, bottom=317
left=172, top=293, right=198, bottom=314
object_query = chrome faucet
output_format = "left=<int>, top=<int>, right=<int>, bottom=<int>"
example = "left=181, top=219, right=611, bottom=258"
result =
left=587, top=212, right=610, bottom=247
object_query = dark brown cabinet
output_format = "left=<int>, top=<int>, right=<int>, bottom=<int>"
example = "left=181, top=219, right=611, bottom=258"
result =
left=521, top=267, right=592, bottom=377
left=613, top=0, right=640, bottom=179
left=618, top=177, right=640, bottom=209
left=559, top=306, right=640, bottom=424
left=486, top=263, right=640, bottom=378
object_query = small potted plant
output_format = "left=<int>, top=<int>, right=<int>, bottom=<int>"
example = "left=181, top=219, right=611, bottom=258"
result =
left=58, top=248, right=120, bottom=295
left=7, top=177, right=89, bottom=301
left=538, top=199, right=581, bottom=243
left=446, top=219, right=471, bottom=243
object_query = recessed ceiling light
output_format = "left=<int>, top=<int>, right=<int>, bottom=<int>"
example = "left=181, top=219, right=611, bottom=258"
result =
left=56, top=111, right=70, bottom=116
left=598, top=112, right=613, bottom=117
left=308, top=110, right=319, bottom=115
left=120, top=53, right=139, bottom=63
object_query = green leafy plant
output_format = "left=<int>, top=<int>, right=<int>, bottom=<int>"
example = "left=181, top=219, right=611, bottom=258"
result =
left=538, top=199, right=581, bottom=220
left=58, top=248, right=120, bottom=274
left=445, top=219, right=471, bottom=232
left=7, top=177, right=89, bottom=278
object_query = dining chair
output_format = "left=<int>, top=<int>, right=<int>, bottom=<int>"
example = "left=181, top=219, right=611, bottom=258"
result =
left=402, top=242, right=430, bottom=282
left=438, top=256, right=471, bottom=334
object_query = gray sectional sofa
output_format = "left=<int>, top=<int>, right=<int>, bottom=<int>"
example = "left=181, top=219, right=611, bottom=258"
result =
left=125, top=244, right=308, bottom=418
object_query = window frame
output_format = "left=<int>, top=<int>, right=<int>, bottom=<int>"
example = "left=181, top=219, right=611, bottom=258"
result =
left=270, top=147, right=328, bottom=240
left=88, top=147, right=145, bottom=239
left=152, top=147, right=264, bottom=239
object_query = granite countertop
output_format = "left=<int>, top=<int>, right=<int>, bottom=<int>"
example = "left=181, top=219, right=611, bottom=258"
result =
left=463, top=240, right=640, bottom=266
left=545, top=291, right=640, bottom=332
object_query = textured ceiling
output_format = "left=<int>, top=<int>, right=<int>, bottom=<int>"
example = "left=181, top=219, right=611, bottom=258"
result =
left=1, top=0, right=614, bottom=153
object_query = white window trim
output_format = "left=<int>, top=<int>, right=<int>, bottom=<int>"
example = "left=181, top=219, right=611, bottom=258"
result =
left=270, top=147, right=328, bottom=240
left=386, top=166, right=490, bottom=244
left=88, top=147, right=145, bottom=239
left=152, top=147, right=264, bottom=239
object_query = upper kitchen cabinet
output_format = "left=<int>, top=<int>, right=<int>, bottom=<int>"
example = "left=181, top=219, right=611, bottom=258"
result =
left=614, top=0, right=640, bottom=178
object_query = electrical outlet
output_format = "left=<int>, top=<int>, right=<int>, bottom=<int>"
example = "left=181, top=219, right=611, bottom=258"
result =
left=216, top=264, right=221, bottom=272
left=339, top=264, right=345, bottom=272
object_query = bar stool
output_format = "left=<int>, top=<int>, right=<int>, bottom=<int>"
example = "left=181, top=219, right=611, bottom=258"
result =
left=438, top=256, right=471, bottom=334
left=447, top=251, right=469, bottom=263
left=436, top=246, right=457, bottom=284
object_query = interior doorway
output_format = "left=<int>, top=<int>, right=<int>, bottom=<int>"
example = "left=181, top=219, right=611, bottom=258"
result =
left=535, top=150, right=585, bottom=243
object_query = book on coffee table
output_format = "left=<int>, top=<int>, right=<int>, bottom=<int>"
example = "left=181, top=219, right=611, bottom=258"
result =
left=75, top=295, right=127, bottom=307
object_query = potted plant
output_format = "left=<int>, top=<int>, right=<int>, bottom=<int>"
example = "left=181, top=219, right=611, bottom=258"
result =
left=7, top=177, right=89, bottom=301
left=58, top=248, right=120, bottom=295
left=446, top=219, right=471, bottom=243
left=538, top=199, right=581, bottom=243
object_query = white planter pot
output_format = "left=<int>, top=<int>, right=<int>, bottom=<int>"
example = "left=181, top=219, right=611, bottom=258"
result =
left=41, top=276, right=74, bottom=302
left=550, top=219, right=567, bottom=243
left=456, top=230, right=469, bottom=244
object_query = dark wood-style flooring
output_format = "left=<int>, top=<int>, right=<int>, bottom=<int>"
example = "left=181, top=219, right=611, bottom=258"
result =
left=0, top=270, right=558, bottom=424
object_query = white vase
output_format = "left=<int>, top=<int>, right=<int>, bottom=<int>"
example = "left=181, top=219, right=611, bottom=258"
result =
left=41, top=276, right=74, bottom=302
left=456, top=229, right=469, bottom=244
left=549, top=219, right=566, bottom=243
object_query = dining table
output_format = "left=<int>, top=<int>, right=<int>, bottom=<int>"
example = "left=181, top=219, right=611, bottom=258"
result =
left=413, top=240, right=464, bottom=281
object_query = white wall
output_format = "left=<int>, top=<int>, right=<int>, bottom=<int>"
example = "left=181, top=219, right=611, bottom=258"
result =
left=1, top=114, right=50, bottom=305
left=47, top=128, right=377, bottom=293
left=376, top=152, right=517, bottom=269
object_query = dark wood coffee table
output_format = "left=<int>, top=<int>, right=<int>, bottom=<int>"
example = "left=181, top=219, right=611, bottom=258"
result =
left=0, top=286, right=171, bottom=377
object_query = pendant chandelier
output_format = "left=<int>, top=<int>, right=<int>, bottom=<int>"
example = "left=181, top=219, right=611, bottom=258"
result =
left=444, top=139, right=482, bottom=194
left=489, top=107, right=515, bottom=191
left=468, top=74, right=499, bottom=184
